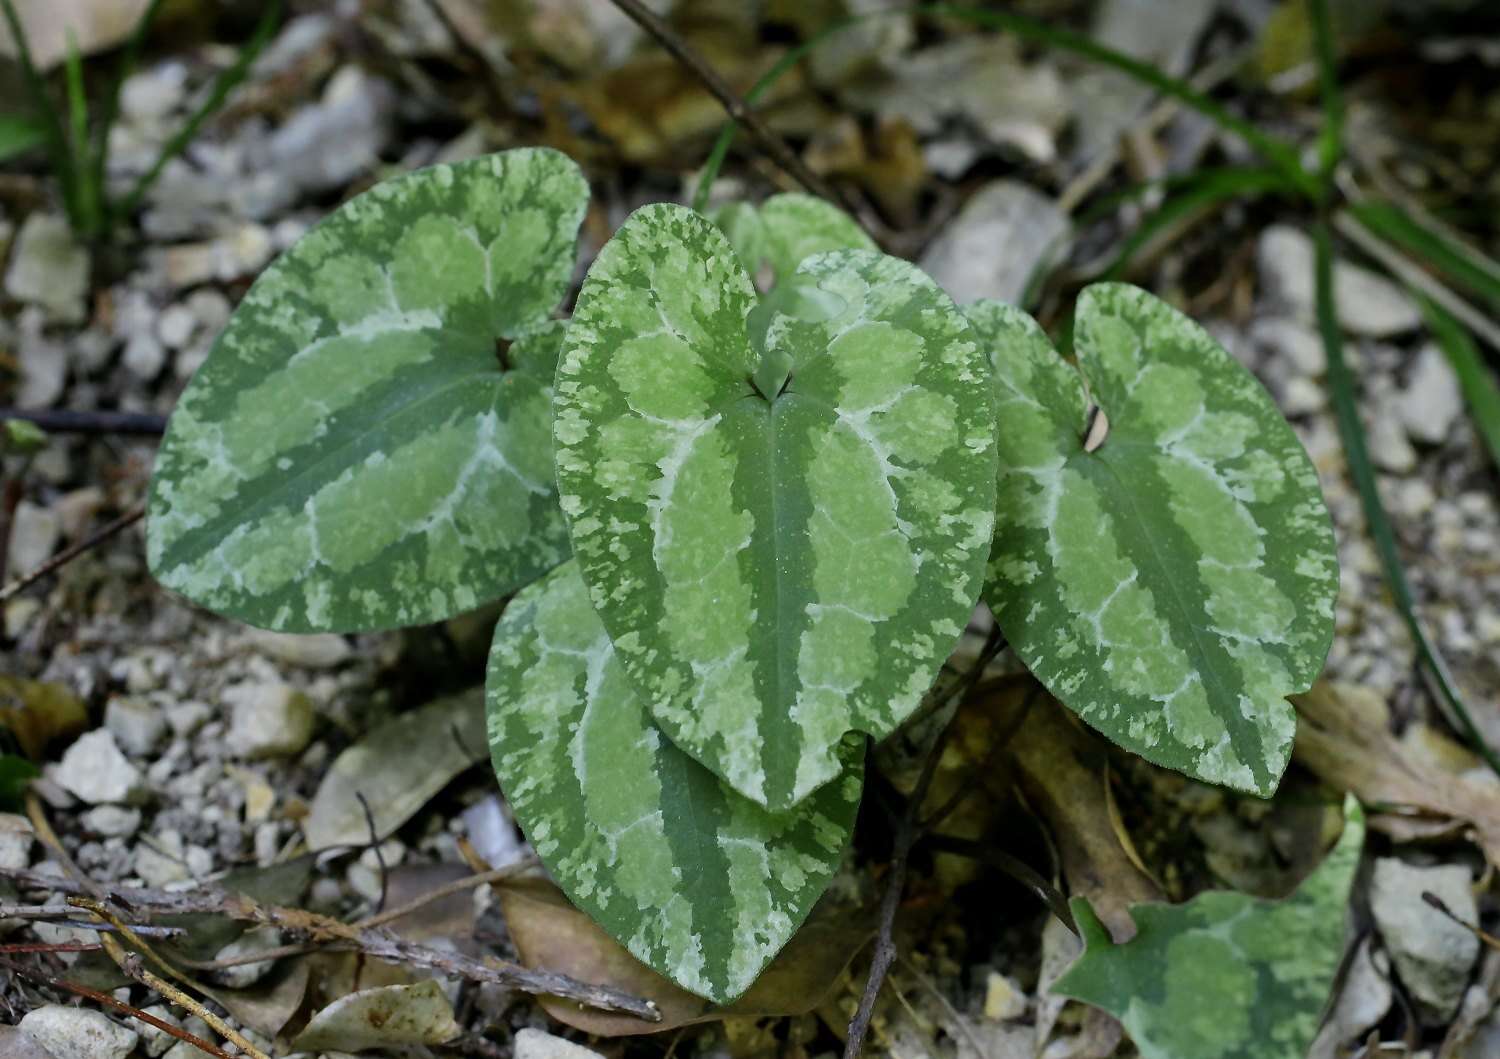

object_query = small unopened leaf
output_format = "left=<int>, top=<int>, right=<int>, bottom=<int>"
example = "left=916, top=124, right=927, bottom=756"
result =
left=486, top=562, right=862, bottom=1004
left=554, top=204, right=996, bottom=809
left=1055, top=797, right=1364, bottom=1059
left=293, top=980, right=460, bottom=1051
left=713, top=193, right=875, bottom=286
left=148, top=149, right=588, bottom=632
left=969, top=286, right=1337, bottom=796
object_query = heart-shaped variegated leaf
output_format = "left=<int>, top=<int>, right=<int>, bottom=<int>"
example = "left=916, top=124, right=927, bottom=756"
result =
left=1055, top=797, right=1363, bottom=1059
left=148, top=148, right=588, bottom=632
left=713, top=194, right=875, bottom=286
left=969, top=285, right=1338, bottom=795
left=487, top=560, right=862, bottom=1004
left=554, top=204, right=997, bottom=810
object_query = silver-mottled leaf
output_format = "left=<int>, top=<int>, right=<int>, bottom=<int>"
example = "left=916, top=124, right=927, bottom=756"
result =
left=553, top=203, right=997, bottom=810
left=486, top=561, right=862, bottom=1003
left=970, top=285, right=1338, bottom=795
left=713, top=194, right=875, bottom=286
left=1055, top=797, right=1364, bottom=1059
left=148, top=149, right=587, bottom=632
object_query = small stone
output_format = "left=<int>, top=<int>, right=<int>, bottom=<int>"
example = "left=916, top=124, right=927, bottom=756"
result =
left=166, top=701, right=212, bottom=737
left=0, top=1026, right=58, bottom=1059
left=1370, top=858, right=1478, bottom=1023
left=4, top=214, right=90, bottom=322
left=134, top=830, right=189, bottom=887
left=1393, top=478, right=1436, bottom=521
left=983, top=971, right=1028, bottom=1020
left=81, top=805, right=141, bottom=838
left=53, top=730, right=144, bottom=805
left=918, top=181, right=1067, bottom=306
left=16, top=310, right=67, bottom=406
left=7, top=501, right=60, bottom=578
left=1368, top=413, right=1418, bottom=474
left=513, top=1028, right=606, bottom=1059
left=185, top=287, right=231, bottom=333
left=18, top=1005, right=138, bottom=1059
left=121, top=62, right=187, bottom=122
left=1280, top=376, right=1326, bottom=416
left=247, top=629, right=352, bottom=669
left=156, top=303, right=197, bottom=349
left=122, top=332, right=167, bottom=380
left=0, top=812, right=35, bottom=870
left=225, top=682, right=315, bottom=758
left=53, top=486, right=106, bottom=539
left=105, top=696, right=167, bottom=756
left=1258, top=225, right=1420, bottom=337
left=1252, top=315, right=1325, bottom=375
left=1399, top=344, right=1463, bottom=445
left=212, top=926, right=285, bottom=989
left=136, top=1006, right=182, bottom=1058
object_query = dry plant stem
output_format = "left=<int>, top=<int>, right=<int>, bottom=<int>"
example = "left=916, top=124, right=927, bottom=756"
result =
left=843, top=629, right=1008, bottom=1059
left=0, top=408, right=168, bottom=435
left=356, top=855, right=541, bottom=930
left=0, top=867, right=657, bottom=1020
left=0, top=955, right=236, bottom=1059
left=0, top=505, right=145, bottom=602
left=605, top=0, right=854, bottom=215
left=72, top=897, right=271, bottom=1059
left=25, top=792, right=108, bottom=902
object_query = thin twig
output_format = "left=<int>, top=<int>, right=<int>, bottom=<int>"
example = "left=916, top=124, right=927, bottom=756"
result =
left=0, top=903, right=184, bottom=936
left=356, top=855, right=540, bottom=930
left=0, top=408, right=168, bottom=435
left=843, top=629, right=1007, bottom=1059
left=355, top=791, right=389, bottom=916
left=0, top=866, right=658, bottom=1020
left=605, top=0, right=854, bottom=215
left=0, top=955, right=236, bottom=1059
left=0, top=505, right=144, bottom=603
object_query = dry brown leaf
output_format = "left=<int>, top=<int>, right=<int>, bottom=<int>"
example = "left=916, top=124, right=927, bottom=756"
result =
left=498, top=876, right=874, bottom=1036
left=0, top=677, right=88, bottom=760
left=1294, top=681, right=1500, bottom=868
left=292, top=979, right=460, bottom=1052
left=997, top=678, right=1163, bottom=940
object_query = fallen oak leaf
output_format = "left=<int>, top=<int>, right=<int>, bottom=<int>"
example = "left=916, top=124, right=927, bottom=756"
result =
left=497, top=876, right=875, bottom=1037
left=1293, top=682, right=1500, bottom=869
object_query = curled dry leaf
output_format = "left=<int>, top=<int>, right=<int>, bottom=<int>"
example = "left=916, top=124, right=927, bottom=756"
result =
left=1294, top=681, right=1500, bottom=868
left=0, top=677, right=88, bottom=759
left=303, top=689, right=486, bottom=851
left=497, top=876, right=874, bottom=1037
left=292, top=979, right=460, bottom=1052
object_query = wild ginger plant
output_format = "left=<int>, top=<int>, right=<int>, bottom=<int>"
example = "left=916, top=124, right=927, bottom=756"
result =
left=147, top=149, right=1341, bottom=1012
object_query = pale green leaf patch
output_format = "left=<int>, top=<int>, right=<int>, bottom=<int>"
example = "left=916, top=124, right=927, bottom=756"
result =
left=148, top=148, right=588, bottom=632
left=486, top=560, right=862, bottom=1004
left=1055, top=796, right=1364, bottom=1059
left=554, top=203, right=997, bottom=811
left=712, top=193, right=875, bottom=288
left=969, top=284, right=1338, bottom=795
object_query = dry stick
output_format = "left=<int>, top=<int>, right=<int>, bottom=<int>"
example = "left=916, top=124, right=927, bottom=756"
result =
left=843, top=629, right=1008, bottom=1059
left=0, top=955, right=237, bottom=1059
left=355, top=790, right=389, bottom=916
left=0, top=407, right=168, bottom=435
left=71, top=896, right=271, bottom=1059
left=605, top=0, right=853, bottom=215
left=0, top=868, right=658, bottom=1020
left=0, top=504, right=145, bottom=602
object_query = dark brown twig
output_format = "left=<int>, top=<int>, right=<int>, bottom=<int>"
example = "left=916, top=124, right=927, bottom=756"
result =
left=843, top=629, right=1008, bottom=1058
left=605, top=0, right=854, bottom=214
left=0, top=408, right=167, bottom=435
left=0, top=955, right=236, bottom=1059
left=354, top=791, right=389, bottom=916
left=0, top=504, right=144, bottom=602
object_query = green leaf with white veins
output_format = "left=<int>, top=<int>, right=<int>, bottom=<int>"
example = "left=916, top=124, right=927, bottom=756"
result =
left=487, top=560, right=862, bottom=1004
left=554, top=204, right=997, bottom=811
left=1055, top=796, right=1364, bottom=1059
left=147, top=149, right=588, bottom=632
left=969, top=285, right=1338, bottom=796
left=713, top=194, right=875, bottom=286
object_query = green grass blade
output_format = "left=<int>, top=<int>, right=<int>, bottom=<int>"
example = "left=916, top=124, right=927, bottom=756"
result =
left=1417, top=294, right=1500, bottom=473
left=692, top=3, right=1313, bottom=212
left=93, top=0, right=167, bottom=214
left=0, top=113, right=47, bottom=161
left=0, top=0, right=82, bottom=225
left=1349, top=200, right=1500, bottom=313
left=1308, top=0, right=1343, bottom=180
left=62, top=32, right=103, bottom=236
left=1312, top=220, right=1500, bottom=779
left=1102, top=166, right=1295, bottom=278
left=111, top=0, right=282, bottom=226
